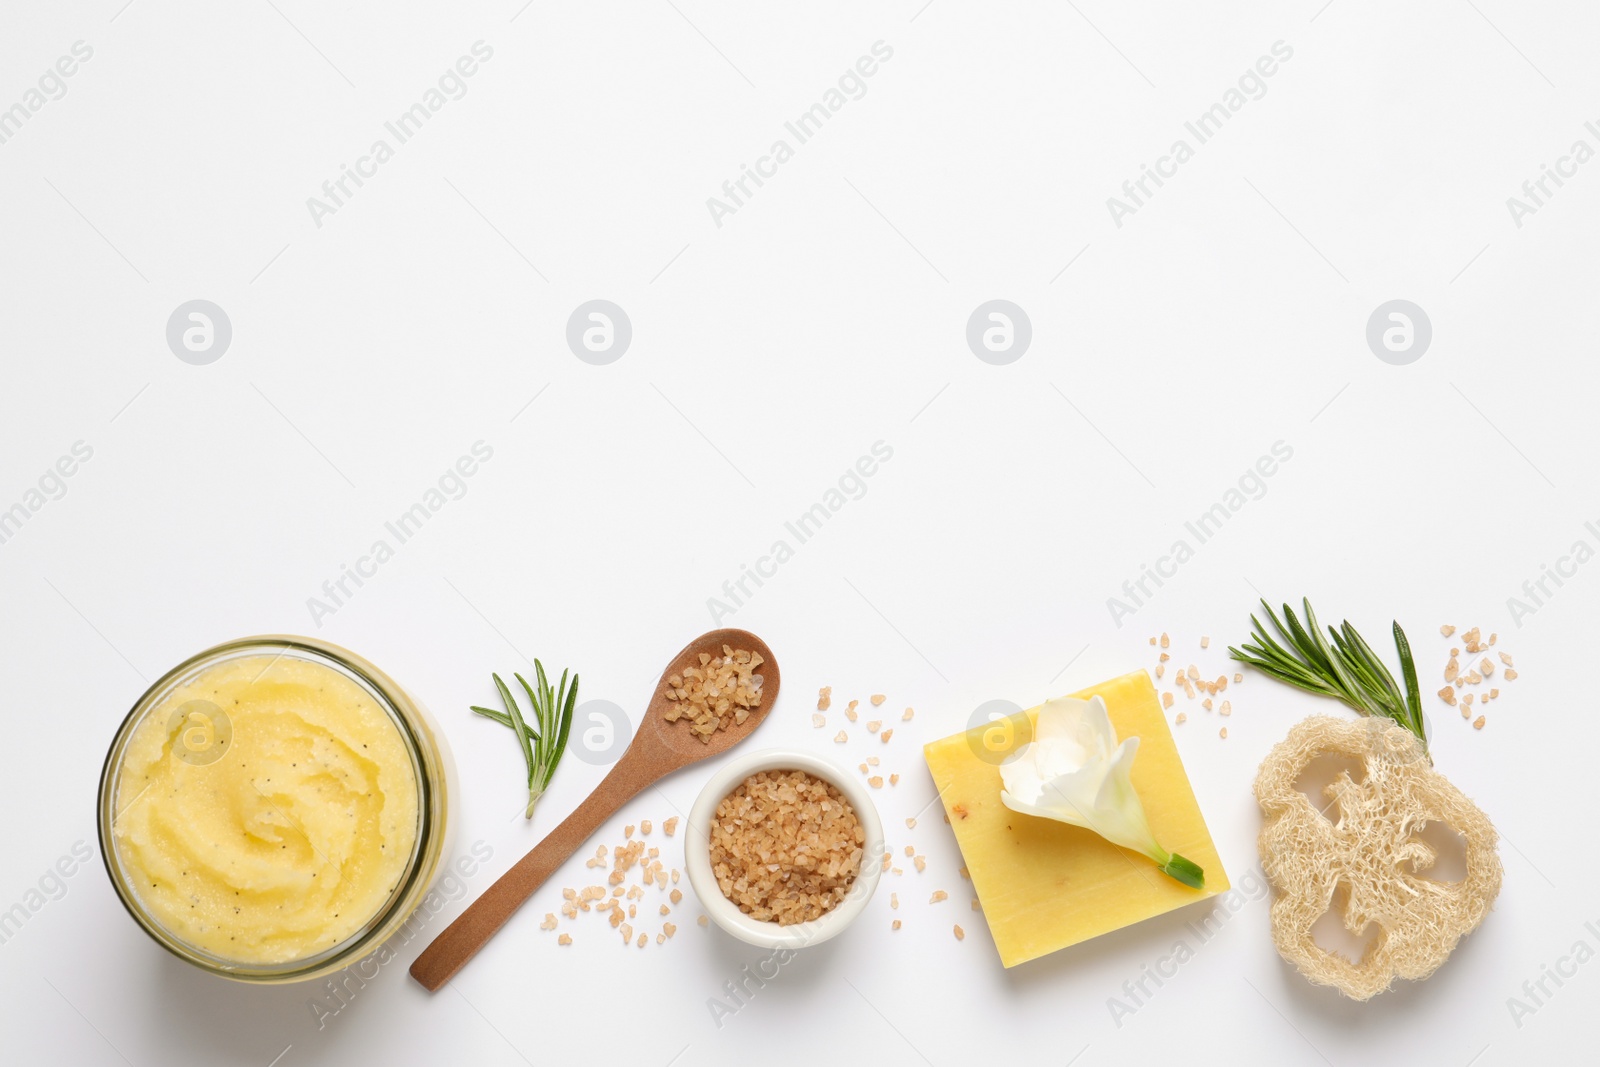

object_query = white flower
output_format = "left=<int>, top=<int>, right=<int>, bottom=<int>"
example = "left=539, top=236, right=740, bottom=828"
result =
left=998, top=695, right=1203, bottom=887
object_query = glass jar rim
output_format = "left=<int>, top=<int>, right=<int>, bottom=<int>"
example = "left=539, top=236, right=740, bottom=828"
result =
left=96, top=635, right=448, bottom=983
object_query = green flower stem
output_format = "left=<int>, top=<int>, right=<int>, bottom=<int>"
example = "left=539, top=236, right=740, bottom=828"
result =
left=1153, top=849, right=1205, bottom=889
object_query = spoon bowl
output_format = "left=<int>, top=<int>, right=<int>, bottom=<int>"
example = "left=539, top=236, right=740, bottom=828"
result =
left=642, top=629, right=781, bottom=760
left=409, top=628, right=779, bottom=991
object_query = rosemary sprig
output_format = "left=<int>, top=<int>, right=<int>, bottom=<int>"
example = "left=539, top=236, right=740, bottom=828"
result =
left=470, top=661, right=578, bottom=820
left=1228, top=598, right=1427, bottom=753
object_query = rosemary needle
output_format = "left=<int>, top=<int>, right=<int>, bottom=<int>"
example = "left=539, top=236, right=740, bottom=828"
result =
left=470, top=661, right=578, bottom=819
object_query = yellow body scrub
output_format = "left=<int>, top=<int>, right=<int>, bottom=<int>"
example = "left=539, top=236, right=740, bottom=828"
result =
left=110, top=651, right=421, bottom=966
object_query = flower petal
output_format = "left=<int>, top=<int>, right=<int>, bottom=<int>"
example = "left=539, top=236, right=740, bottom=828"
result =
left=1088, top=737, right=1163, bottom=855
left=1029, top=698, right=1091, bottom=778
left=1081, top=695, right=1119, bottom=762
left=1000, top=788, right=1091, bottom=831
left=995, top=695, right=1169, bottom=864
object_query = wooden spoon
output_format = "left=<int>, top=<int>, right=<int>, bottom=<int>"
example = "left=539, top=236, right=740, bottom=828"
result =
left=410, top=628, right=780, bottom=991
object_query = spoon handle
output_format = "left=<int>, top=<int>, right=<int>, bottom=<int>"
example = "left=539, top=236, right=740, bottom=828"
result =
left=410, top=750, right=658, bottom=990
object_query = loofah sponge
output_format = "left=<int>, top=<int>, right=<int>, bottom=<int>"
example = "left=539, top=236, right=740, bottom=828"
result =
left=1255, top=716, right=1501, bottom=1000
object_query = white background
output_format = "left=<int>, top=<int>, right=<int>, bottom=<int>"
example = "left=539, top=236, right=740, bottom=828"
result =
left=2, top=1, right=1597, bottom=1064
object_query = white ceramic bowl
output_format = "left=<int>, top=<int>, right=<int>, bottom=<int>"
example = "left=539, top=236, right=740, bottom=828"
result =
left=686, top=748, right=884, bottom=950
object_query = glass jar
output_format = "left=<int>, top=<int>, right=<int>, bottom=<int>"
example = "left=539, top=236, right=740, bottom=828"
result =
left=97, top=635, right=452, bottom=983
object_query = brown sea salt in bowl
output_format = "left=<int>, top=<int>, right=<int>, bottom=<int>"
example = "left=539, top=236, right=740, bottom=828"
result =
left=686, top=750, right=884, bottom=949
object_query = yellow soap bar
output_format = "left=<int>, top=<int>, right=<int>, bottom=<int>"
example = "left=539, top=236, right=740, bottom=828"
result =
left=923, top=670, right=1227, bottom=968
